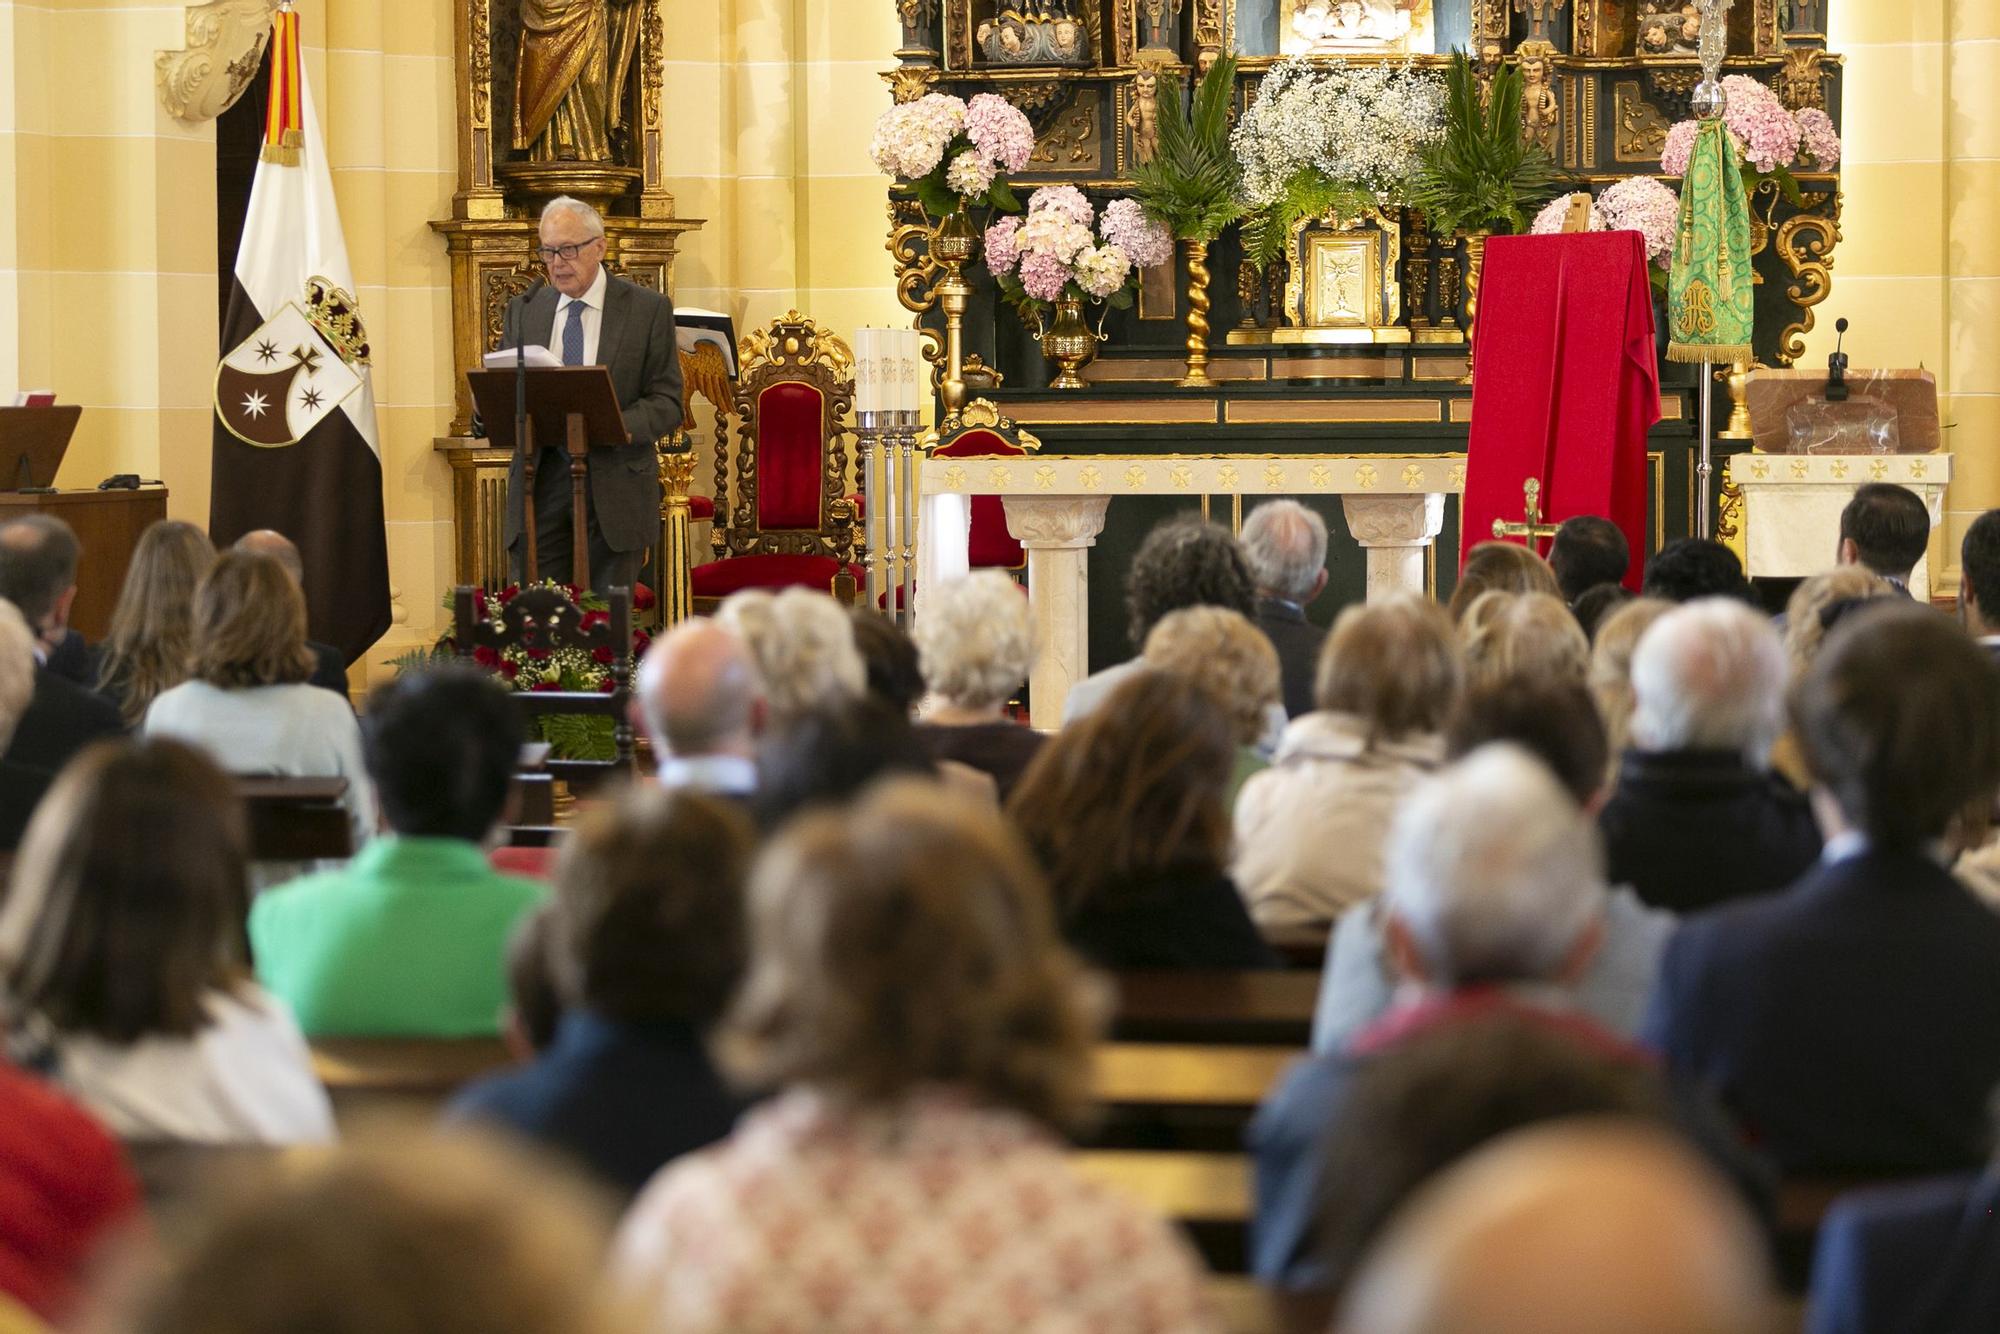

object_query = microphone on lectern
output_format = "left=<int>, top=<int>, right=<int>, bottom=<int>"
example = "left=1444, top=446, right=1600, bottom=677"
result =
left=1826, top=317, right=1851, bottom=403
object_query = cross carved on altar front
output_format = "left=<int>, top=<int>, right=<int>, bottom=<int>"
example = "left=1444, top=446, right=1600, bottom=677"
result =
left=1491, top=477, right=1559, bottom=546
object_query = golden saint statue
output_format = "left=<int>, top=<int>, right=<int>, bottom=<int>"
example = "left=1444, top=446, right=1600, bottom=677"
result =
left=513, top=0, right=643, bottom=163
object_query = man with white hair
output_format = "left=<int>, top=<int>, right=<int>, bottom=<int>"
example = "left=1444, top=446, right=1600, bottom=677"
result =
left=633, top=618, right=768, bottom=801
left=1597, top=598, right=1820, bottom=913
left=1240, top=500, right=1330, bottom=718
left=498, top=195, right=684, bottom=593
left=1251, top=745, right=1628, bottom=1297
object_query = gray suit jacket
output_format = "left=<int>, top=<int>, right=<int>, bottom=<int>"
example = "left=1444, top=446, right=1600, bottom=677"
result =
left=500, top=274, right=684, bottom=554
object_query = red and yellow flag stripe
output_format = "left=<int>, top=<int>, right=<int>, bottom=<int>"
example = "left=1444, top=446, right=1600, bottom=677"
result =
left=261, top=3, right=303, bottom=166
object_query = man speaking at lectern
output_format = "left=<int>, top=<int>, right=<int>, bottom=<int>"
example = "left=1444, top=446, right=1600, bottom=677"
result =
left=500, top=195, right=683, bottom=592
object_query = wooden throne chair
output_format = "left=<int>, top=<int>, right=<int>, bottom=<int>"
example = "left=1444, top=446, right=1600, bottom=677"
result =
left=691, top=312, right=862, bottom=610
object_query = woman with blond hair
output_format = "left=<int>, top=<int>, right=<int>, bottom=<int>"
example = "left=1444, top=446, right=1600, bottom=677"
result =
left=1457, top=591, right=1590, bottom=692
left=1143, top=604, right=1284, bottom=801
left=1233, top=596, right=1460, bottom=932
left=1010, top=671, right=1277, bottom=969
left=1587, top=596, right=1675, bottom=780
left=911, top=570, right=1042, bottom=799
left=613, top=782, right=1217, bottom=1333
left=92, top=519, right=216, bottom=726
left=144, top=551, right=374, bottom=862
left=1765, top=566, right=1896, bottom=789
left=1447, top=541, right=1561, bottom=623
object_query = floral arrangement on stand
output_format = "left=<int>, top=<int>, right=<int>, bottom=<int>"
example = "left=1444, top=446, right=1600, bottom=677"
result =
left=1532, top=176, right=1682, bottom=291
left=1231, top=56, right=1448, bottom=268
left=986, top=188, right=1172, bottom=388
left=869, top=91, right=1036, bottom=219
left=1658, top=74, right=1841, bottom=205
left=390, top=582, right=652, bottom=761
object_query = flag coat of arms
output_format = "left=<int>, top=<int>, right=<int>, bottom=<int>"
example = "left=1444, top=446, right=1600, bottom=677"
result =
left=211, top=5, right=390, bottom=664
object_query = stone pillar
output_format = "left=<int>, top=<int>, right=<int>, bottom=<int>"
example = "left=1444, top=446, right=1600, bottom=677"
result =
left=1342, top=494, right=1447, bottom=602
left=1003, top=495, right=1109, bottom=729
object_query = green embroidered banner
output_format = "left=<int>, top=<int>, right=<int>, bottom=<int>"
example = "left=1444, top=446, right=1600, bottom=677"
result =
left=1667, top=118, right=1754, bottom=364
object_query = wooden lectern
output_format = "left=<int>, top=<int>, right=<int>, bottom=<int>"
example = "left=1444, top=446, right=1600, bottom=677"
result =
left=0, top=404, right=83, bottom=492
left=466, top=366, right=629, bottom=589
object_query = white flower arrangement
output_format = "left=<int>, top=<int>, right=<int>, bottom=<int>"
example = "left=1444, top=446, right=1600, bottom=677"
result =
left=869, top=91, right=1036, bottom=217
left=1232, top=57, right=1447, bottom=209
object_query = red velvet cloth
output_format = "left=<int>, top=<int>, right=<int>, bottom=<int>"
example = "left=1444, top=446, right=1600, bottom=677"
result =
left=691, top=553, right=866, bottom=597
left=932, top=427, right=1027, bottom=570
left=0, top=1063, right=142, bottom=1321
left=490, top=846, right=557, bottom=881
left=756, top=382, right=826, bottom=530
left=686, top=494, right=715, bottom=521
left=1463, top=232, right=1661, bottom=589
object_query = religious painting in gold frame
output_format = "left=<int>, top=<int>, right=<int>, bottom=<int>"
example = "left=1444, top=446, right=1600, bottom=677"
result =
left=1279, top=0, right=1436, bottom=56
left=1275, top=207, right=1410, bottom=345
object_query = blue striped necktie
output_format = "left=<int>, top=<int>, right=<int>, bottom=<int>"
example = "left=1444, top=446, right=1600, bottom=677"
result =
left=561, top=299, right=586, bottom=365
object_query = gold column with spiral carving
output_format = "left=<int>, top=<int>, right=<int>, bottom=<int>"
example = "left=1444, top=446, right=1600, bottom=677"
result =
left=1180, top=238, right=1214, bottom=388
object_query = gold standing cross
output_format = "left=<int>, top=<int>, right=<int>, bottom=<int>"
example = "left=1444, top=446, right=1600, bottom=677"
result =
left=1492, top=477, right=1560, bottom=545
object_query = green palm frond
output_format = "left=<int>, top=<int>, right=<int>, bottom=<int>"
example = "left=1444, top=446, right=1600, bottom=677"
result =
left=1240, top=171, right=1376, bottom=269
left=1129, top=54, right=1246, bottom=244
left=1406, top=52, right=1563, bottom=238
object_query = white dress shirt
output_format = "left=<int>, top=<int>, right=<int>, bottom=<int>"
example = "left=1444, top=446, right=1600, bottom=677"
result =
left=556, top=265, right=608, bottom=367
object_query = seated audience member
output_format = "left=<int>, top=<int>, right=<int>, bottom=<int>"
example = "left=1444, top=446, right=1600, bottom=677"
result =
left=1587, top=596, right=1674, bottom=774
left=612, top=782, right=1216, bottom=1333
left=1446, top=541, right=1560, bottom=623
left=1782, top=566, right=1895, bottom=679
left=1312, top=680, right=1674, bottom=1053
left=714, top=587, right=865, bottom=728
left=450, top=787, right=752, bottom=1199
left=1010, top=672, right=1276, bottom=969
left=1143, top=604, right=1284, bottom=795
left=1337, top=1123, right=1775, bottom=1334
left=1548, top=515, right=1631, bottom=605
left=143, top=551, right=375, bottom=861
left=91, top=1133, right=634, bottom=1334
left=1836, top=482, right=1931, bottom=595
left=0, top=601, right=50, bottom=852
left=501, top=903, right=563, bottom=1061
left=1806, top=1155, right=2000, bottom=1334
left=910, top=571, right=1043, bottom=800
left=1062, top=514, right=1255, bottom=723
left=1572, top=580, right=1634, bottom=640
left=0, top=516, right=120, bottom=776
left=1240, top=500, right=1330, bottom=718
left=633, top=619, right=766, bottom=801
left=1457, top=591, right=1590, bottom=691
left=1641, top=538, right=1753, bottom=603
left=1251, top=745, right=1634, bottom=1302
left=1233, top=597, right=1458, bottom=932
left=1644, top=604, right=2000, bottom=1174
left=0, top=1061, right=141, bottom=1324
left=752, top=694, right=939, bottom=831
left=93, top=519, right=216, bottom=727
left=848, top=607, right=925, bottom=716
left=248, top=668, right=545, bottom=1037
left=1598, top=600, right=1820, bottom=913
left=232, top=529, right=350, bottom=699
left=0, top=739, right=334, bottom=1144
left=1959, top=508, right=2000, bottom=658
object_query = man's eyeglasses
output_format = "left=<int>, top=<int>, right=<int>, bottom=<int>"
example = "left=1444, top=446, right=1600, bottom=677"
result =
left=537, top=238, right=602, bottom=263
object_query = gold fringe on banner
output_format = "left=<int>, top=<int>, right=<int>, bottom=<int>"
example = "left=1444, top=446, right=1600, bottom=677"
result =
left=1665, top=342, right=1753, bottom=364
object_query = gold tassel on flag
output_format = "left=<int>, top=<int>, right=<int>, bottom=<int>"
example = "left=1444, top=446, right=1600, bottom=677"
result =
left=262, top=3, right=304, bottom=166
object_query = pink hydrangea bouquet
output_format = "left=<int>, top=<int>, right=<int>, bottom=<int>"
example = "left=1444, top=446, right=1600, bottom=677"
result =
left=1532, top=177, right=1680, bottom=289
left=870, top=91, right=1035, bottom=218
left=1658, top=77, right=1841, bottom=203
left=986, top=189, right=1172, bottom=314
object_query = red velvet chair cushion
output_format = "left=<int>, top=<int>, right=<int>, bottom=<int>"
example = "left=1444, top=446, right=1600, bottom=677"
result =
left=932, top=427, right=1025, bottom=570
left=691, top=553, right=866, bottom=597
left=756, top=382, right=826, bottom=531
left=687, top=495, right=715, bottom=521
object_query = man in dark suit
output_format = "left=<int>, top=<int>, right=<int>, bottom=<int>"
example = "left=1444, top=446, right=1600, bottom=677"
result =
left=1806, top=1168, right=2000, bottom=1334
left=0, top=516, right=121, bottom=782
left=633, top=619, right=766, bottom=804
left=0, top=599, right=55, bottom=850
left=1240, top=500, right=1329, bottom=719
left=1599, top=599, right=1821, bottom=913
left=1959, top=509, right=2000, bottom=660
left=233, top=529, right=350, bottom=702
left=1547, top=514, right=1629, bottom=605
left=1642, top=604, right=2000, bottom=1176
left=500, top=195, right=683, bottom=594
left=1836, top=482, right=1930, bottom=597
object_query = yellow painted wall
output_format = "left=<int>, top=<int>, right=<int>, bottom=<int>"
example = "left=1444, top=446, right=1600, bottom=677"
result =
left=1808, top=0, right=2000, bottom=590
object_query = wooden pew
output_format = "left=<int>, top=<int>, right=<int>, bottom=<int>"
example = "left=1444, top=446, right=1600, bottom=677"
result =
left=235, top=776, right=352, bottom=862
left=310, top=1037, right=513, bottom=1124
left=1111, top=971, right=1319, bottom=1047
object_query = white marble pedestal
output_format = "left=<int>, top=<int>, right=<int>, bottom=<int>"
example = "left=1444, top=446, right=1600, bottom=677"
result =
left=1726, top=453, right=1953, bottom=601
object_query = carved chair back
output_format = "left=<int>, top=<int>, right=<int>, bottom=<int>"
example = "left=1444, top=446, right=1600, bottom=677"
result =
left=452, top=583, right=636, bottom=791
left=714, top=312, right=857, bottom=566
left=926, top=398, right=1040, bottom=570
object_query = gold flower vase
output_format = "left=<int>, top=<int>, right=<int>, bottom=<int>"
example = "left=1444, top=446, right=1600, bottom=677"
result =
left=1039, top=295, right=1099, bottom=390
